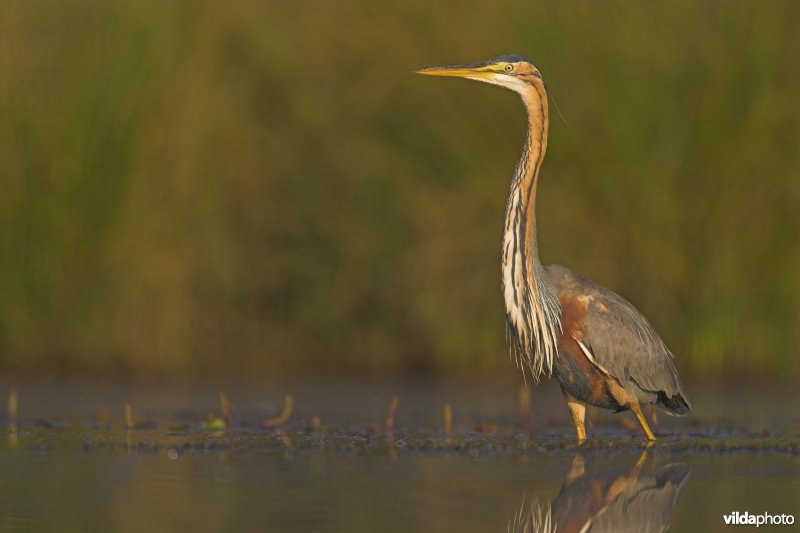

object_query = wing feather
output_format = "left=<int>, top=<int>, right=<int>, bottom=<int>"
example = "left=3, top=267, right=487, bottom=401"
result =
left=545, top=264, right=689, bottom=402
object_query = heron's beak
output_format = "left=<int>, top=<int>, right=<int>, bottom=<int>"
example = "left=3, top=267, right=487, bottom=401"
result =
left=415, top=63, right=497, bottom=80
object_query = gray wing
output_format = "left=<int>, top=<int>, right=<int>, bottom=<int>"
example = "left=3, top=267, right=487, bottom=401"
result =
left=590, top=463, right=691, bottom=533
left=545, top=264, right=690, bottom=406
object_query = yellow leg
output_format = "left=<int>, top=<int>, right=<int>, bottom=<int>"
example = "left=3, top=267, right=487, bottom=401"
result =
left=630, top=402, right=656, bottom=441
left=565, top=454, right=586, bottom=482
left=605, top=377, right=657, bottom=442
left=632, top=448, right=649, bottom=472
left=562, top=390, right=587, bottom=443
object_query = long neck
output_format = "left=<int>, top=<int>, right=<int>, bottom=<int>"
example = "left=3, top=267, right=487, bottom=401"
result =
left=501, top=82, right=562, bottom=380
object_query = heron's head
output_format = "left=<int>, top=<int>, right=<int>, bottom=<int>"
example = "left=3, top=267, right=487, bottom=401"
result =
left=416, top=55, right=543, bottom=97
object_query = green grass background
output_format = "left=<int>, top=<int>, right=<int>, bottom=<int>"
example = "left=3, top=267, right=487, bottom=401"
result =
left=1, top=1, right=798, bottom=378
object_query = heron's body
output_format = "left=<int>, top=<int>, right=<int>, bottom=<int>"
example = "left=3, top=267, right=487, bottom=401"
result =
left=547, top=265, right=691, bottom=419
left=418, top=55, right=691, bottom=441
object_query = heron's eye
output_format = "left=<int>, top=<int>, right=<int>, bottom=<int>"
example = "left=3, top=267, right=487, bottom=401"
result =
left=504, top=64, right=514, bottom=73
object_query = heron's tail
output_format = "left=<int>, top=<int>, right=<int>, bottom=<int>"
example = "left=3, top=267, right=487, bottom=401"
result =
left=658, top=391, right=691, bottom=416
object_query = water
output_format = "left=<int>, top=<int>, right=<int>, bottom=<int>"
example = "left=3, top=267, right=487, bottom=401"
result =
left=0, top=378, right=798, bottom=532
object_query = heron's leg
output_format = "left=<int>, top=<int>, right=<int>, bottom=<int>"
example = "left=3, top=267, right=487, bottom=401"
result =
left=562, top=390, right=587, bottom=443
left=632, top=448, right=649, bottom=473
left=605, top=377, right=657, bottom=441
left=607, top=449, right=649, bottom=502
left=630, top=402, right=656, bottom=441
left=565, top=454, right=586, bottom=481
left=648, top=405, right=660, bottom=433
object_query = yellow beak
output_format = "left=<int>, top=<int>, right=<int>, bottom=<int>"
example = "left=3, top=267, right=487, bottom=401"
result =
left=415, top=62, right=497, bottom=79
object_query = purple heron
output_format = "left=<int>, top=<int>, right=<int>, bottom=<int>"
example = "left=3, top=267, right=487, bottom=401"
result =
left=417, top=55, right=691, bottom=442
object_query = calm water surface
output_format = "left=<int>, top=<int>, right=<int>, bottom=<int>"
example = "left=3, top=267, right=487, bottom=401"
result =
left=0, top=378, right=798, bottom=532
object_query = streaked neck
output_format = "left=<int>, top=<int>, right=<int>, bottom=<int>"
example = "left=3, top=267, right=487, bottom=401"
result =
left=501, top=81, right=561, bottom=380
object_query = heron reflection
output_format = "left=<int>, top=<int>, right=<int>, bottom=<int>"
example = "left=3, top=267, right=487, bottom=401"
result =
left=510, top=451, right=690, bottom=533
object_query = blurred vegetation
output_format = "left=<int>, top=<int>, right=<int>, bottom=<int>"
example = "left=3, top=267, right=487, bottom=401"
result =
left=0, top=1, right=798, bottom=378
